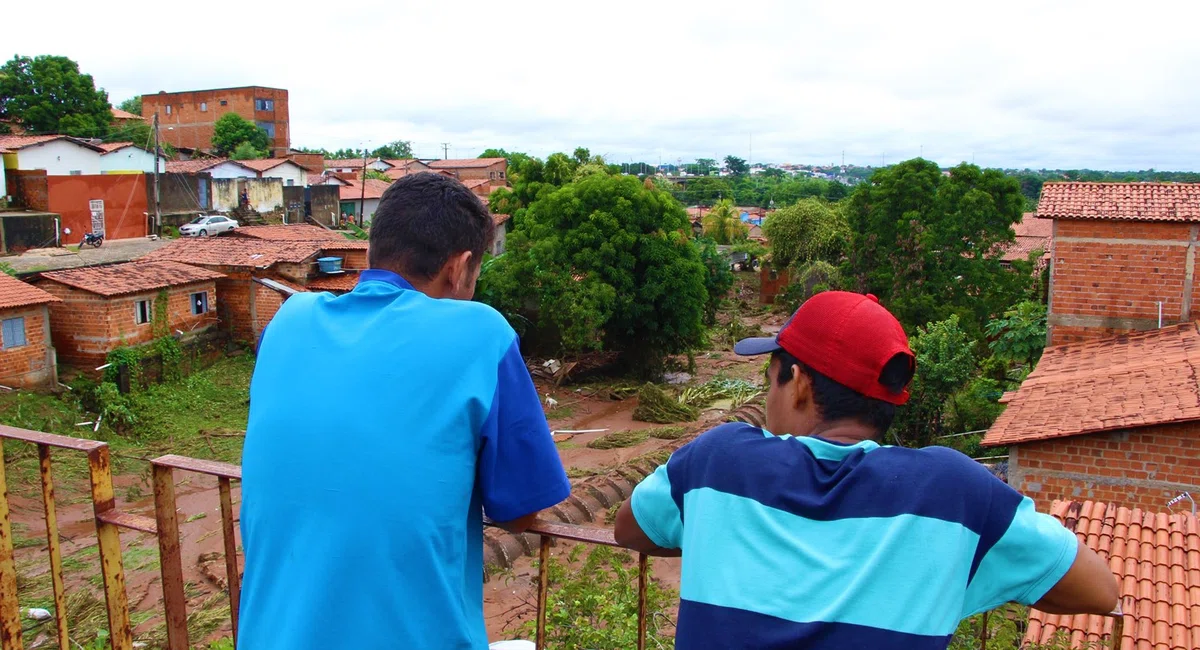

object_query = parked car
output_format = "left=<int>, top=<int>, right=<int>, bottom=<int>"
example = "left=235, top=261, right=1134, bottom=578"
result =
left=179, top=215, right=239, bottom=237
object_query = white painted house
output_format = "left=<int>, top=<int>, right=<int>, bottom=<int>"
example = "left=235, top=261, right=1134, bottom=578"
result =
left=0, top=135, right=104, bottom=176
left=98, top=142, right=166, bottom=174
left=239, top=159, right=307, bottom=186
left=164, top=159, right=258, bottom=179
left=324, top=157, right=393, bottom=174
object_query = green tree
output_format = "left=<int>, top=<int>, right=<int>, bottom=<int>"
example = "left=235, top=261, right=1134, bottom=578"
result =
left=331, top=147, right=362, bottom=159
left=572, top=147, right=591, bottom=165
left=117, top=96, right=141, bottom=116
left=477, top=174, right=708, bottom=374
left=212, top=113, right=269, bottom=157
left=844, top=159, right=1029, bottom=337
left=364, top=169, right=392, bottom=182
left=371, top=140, right=412, bottom=159
left=292, top=145, right=331, bottom=156
left=695, top=237, right=735, bottom=324
left=762, top=199, right=848, bottom=268
left=702, top=199, right=748, bottom=244
left=725, top=155, right=749, bottom=176
left=890, top=315, right=977, bottom=448
left=696, top=158, right=717, bottom=175
left=684, top=177, right=733, bottom=206
left=231, top=141, right=266, bottom=160
left=985, top=300, right=1047, bottom=369
left=543, top=152, right=579, bottom=186
left=0, top=55, right=111, bottom=136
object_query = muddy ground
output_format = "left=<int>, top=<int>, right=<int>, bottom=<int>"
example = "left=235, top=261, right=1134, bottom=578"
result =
left=8, top=280, right=782, bottom=646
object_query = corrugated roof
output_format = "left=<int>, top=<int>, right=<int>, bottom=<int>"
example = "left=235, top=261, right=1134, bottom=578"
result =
left=0, top=274, right=59, bottom=310
left=983, top=323, right=1200, bottom=447
left=141, top=238, right=323, bottom=268
left=39, top=261, right=223, bottom=297
left=1026, top=500, right=1199, bottom=650
left=1038, top=182, right=1200, bottom=222
left=428, top=157, right=506, bottom=169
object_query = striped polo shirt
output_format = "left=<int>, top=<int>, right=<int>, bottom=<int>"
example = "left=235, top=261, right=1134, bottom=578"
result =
left=631, top=422, right=1078, bottom=649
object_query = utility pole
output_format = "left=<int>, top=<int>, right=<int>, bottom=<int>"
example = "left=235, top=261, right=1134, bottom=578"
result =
left=359, top=147, right=368, bottom=228
left=441, top=143, right=451, bottom=160
left=152, top=113, right=162, bottom=236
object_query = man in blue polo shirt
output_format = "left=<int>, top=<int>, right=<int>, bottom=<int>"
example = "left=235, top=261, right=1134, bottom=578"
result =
left=615, top=291, right=1118, bottom=649
left=239, top=173, right=570, bottom=649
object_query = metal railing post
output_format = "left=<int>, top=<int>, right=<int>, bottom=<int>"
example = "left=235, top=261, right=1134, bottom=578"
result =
left=0, top=441, right=25, bottom=650
left=978, top=609, right=989, bottom=650
left=37, top=446, right=69, bottom=650
left=87, top=445, right=132, bottom=650
left=217, top=477, right=240, bottom=646
left=636, top=553, right=648, bottom=650
left=535, top=536, right=550, bottom=650
left=152, top=464, right=188, bottom=650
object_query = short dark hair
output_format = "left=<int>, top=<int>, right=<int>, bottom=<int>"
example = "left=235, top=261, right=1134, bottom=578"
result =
left=772, top=348, right=912, bottom=435
left=368, top=173, right=495, bottom=280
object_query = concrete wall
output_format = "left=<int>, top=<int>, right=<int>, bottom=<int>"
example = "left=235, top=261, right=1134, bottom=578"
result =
left=143, top=87, right=290, bottom=156
left=208, top=162, right=257, bottom=180
left=46, top=175, right=149, bottom=244
left=0, top=214, right=59, bottom=253
left=100, top=148, right=165, bottom=174
left=157, top=172, right=213, bottom=215
left=282, top=185, right=339, bottom=228
left=13, top=140, right=102, bottom=176
left=259, top=163, right=306, bottom=187
left=39, top=280, right=218, bottom=367
left=440, top=160, right=506, bottom=181
left=1047, top=219, right=1198, bottom=346
left=342, top=198, right=381, bottom=223
left=0, top=305, right=56, bottom=390
left=213, top=177, right=283, bottom=212
left=1009, top=423, right=1200, bottom=511
left=491, top=223, right=507, bottom=257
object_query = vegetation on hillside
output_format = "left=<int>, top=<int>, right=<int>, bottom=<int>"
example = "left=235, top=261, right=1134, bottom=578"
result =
left=0, top=55, right=112, bottom=137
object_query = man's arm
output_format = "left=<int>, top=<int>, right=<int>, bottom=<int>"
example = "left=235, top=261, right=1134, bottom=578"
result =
left=614, top=501, right=681, bottom=556
left=613, top=462, right=684, bottom=556
left=493, top=512, right=541, bottom=534
left=1032, top=539, right=1119, bottom=614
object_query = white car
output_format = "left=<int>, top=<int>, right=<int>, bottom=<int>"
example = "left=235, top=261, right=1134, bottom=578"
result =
left=179, top=215, right=239, bottom=237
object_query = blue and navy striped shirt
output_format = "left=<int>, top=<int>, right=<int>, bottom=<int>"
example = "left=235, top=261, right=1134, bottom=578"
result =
left=631, top=422, right=1077, bottom=649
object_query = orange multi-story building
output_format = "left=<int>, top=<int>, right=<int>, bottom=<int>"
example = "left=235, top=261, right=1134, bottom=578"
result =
left=141, top=86, right=290, bottom=156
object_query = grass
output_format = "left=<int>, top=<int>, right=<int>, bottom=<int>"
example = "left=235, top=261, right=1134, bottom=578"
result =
left=565, top=467, right=600, bottom=479
left=122, top=545, right=160, bottom=573
left=605, top=502, right=622, bottom=525
left=586, top=429, right=650, bottom=450
left=648, top=426, right=687, bottom=440
left=186, top=512, right=208, bottom=523
left=545, top=405, right=576, bottom=420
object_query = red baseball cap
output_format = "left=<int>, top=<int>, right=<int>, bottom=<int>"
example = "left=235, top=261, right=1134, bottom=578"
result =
left=734, top=291, right=915, bottom=405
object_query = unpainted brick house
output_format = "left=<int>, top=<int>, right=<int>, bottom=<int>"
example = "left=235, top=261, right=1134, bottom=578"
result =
left=1040, top=182, right=1200, bottom=346
left=427, top=158, right=507, bottom=184
left=36, top=262, right=223, bottom=367
left=983, top=323, right=1200, bottom=512
left=0, top=274, right=59, bottom=389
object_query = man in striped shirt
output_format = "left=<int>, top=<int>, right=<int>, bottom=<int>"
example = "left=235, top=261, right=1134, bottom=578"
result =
left=616, top=291, right=1118, bottom=649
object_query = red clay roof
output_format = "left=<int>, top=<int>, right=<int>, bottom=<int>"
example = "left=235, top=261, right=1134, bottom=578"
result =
left=1001, top=212, right=1054, bottom=262
left=230, top=225, right=347, bottom=242
left=428, top=157, right=506, bottom=169
left=97, top=141, right=134, bottom=153
left=236, top=158, right=302, bottom=172
left=164, top=159, right=255, bottom=174
left=0, top=274, right=58, bottom=310
left=385, top=159, right=428, bottom=170
left=110, top=108, right=144, bottom=121
left=463, top=178, right=491, bottom=191
left=141, top=238, right=323, bottom=268
left=339, top=179, right=390, bottom=201
left=983, top=323, right=1200, bottom=447
left=384, top=168, right=454, bottom=181
left=0, top=135, right=105, bottom=152
left=306, top=272, right=360, bottom=292
left=324, top=158, right=389, bottom=169
left=39, top=261, right=223, bottom=297
left=1038, top=182, right=1200, bottom=222
left=1026, top=500, right=1199, bottom=650
left=492, top=213, right=511, bottom=226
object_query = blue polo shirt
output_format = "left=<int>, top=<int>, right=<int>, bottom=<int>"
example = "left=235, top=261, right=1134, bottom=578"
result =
left=239, top=269, right=570, bottom=650
left=631, top=422, right=1078, bottom=650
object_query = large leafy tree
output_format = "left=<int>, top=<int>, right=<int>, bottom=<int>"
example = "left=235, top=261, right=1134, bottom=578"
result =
left=478, top=174, right=708, bottom=373
left=684, top=176, right=733, bottom=206
left=702, top=199, right=748, bottom=244
left=890, top=315, right=977, bottom=448
left=762, top=199, right=848, bottom=267
left=117, top=96, right=141, bottom=116
left=844, top=158, right=1029, bottom=336
left=371, top=140, right=412, bottom=159
left=985, top=300, right=1047, bottom=370
left=0, top=55, right=111, bottom=137
left=212, top=113, right=269, bottom=157
left=724, top=155, right=749, bottom=176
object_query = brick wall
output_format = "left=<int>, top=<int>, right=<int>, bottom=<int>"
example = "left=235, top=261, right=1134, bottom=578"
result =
left=8, top=170, right=49, bottom=211
left=142, top=87, right=290, bottom=156
left=1047, top=219, right=1199, bottom=345
left=253, top=283, right=285, bottom=336
left=1010, top=423, right=1200, bottom=511
left=760, top=265, right=791, bottom=305
left=211, top=270, right=289, bottom=343
left=449, top=161, right=506, bottom=182
left=39, top=281, right=218, bottom=367
left=0, top=306, right=56, bottom=389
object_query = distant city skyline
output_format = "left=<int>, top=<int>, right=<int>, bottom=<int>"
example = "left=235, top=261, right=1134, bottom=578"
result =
left=15, top=1, right=1200, bottom=171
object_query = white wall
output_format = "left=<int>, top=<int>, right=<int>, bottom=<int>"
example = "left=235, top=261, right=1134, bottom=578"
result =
left=349, top=198, right=382, bottom=224
left=15, top=140, right=102, bottom=176
left=258, top=162, right=306, bottom=187
left=208, top=162, right=257, bottom=180
left=100, top=147, right=166, bottom=173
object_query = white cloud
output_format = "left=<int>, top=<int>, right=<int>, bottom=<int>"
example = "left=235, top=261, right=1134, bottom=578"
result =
left=15, top=0, right=1200, bottom=169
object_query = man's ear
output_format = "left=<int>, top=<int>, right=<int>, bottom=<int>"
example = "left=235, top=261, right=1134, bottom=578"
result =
left=789, top=364, right=813, bottom=410
left=447, top=251, right=473, bottom=292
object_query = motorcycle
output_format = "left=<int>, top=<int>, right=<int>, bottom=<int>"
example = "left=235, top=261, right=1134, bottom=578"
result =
left=82, top=232, right=104, bottom=248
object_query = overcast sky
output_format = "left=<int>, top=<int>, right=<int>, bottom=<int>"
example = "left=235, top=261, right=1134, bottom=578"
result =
left=14, top=1, right=1200, bottom=170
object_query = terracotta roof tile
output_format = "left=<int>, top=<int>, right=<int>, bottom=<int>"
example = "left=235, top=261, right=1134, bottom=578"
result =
left=1001, top=212, right=1054, bottom=262
left=492, top=213, right=511, bottom=226
left=230, top=225, right=346, bottom=242
left=1029, top=500, right=1199, bottom=650
left=385, top=159, right=428, bottom=170
left=427, top=157, right=506, bottom=169
left=306, top=271, right=359, bottom=292
left=1038, top=182, right=1200, bottom=222
left=110, top=108, right=144, bottom=121
left=339, top=179, right=390, bottom=201
left=97, top=141, right=134, bottom=153
left=463, top=178, right=491, bottom=190
left=0, top=274, right=58, bottom=310
left=140, top=238, right=322, bottom=268
left=324, top=158, right=389, bottom=169
left=384, top=168, right=455, bottom=181
left=236, top=158, right=302, bottom=172
left=0, top=135, right=66, bottom=150
left=164, top=158, right=255, bottom=174
left=39, top=261, right=223, bottom=297
left=983, top=323, right=1200, bottom=446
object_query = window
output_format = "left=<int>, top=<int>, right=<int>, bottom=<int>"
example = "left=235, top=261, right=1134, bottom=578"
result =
left=256, top=121, right=276, bottom=138
left=499, top=171, right=506, bottom=179
left=255, top=98, right=274, bottom=111
left=165, top=105, right=172, bottom=115
left=286, top=179, right=294, bottom=186
left=135, top=300, right=151, bottom=325
left=1, top=318, right=26, bottom=349
left=69, top=170, right=82, bottom=176
left=191, top=292, right=209, bottom=315
left=200, top=102, right=207, bottom=112
left=490, top=171, right=496, bottom=180
left=220, top=100, right=228, bottom=106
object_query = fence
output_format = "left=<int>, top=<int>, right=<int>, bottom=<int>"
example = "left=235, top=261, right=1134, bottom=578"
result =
left=0, top=425, right=1122, bottom=650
